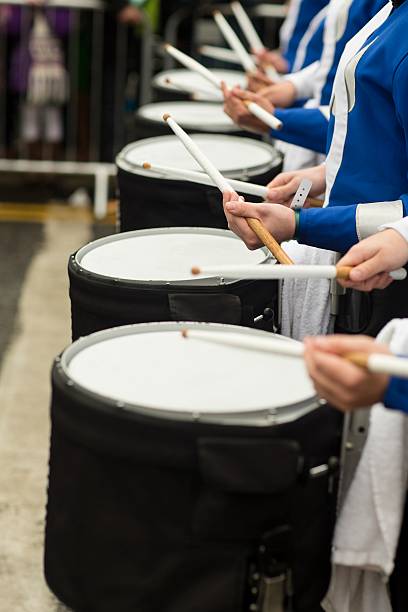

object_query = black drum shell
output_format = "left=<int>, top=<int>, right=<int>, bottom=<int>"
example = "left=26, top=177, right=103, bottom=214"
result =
left=45, top=358, right=343, bottom=612
left=68, top=252, right=278, bottom=340
left=117, top=161, right=282, bottom=233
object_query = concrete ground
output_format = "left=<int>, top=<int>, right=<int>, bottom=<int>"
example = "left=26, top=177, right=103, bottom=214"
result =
left=0, top=203, right=114, bottom=611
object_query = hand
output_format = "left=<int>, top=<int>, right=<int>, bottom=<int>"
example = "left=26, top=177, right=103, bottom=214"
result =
left=336, top=229, right=408, bottom=291
left=247, top=70, right=274, bottom=93
left=257, top=81, right=297, bottom=108
left=304, top=335, right=390, bottom=412
left=266, top=165, right=326, bottom=206
left=222, top=191, right=295, bottom=249
left=118, top=5, right=143, bottom=25
left=255, top=49, right=289, bottom=74
left=222, top=83, right=275, bottom=135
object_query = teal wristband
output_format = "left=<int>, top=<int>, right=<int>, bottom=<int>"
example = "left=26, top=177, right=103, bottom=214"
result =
left=294, top=209, right=300, bottom=240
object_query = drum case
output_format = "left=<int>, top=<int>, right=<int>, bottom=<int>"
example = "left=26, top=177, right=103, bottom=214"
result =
left=45, top=328, right=343, bottom=612
left=68, top=250, right=278, bottom=341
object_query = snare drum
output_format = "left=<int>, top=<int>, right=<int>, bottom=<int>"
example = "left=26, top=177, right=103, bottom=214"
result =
left=69, top=227, right=278, bottom=340
left=45, top=322, right=342, bottom=612
left=132, top=101, right=241, bottom=141
left=153, top=68, right=247, bottom=102
left=116, top=134, right=282, bottom=232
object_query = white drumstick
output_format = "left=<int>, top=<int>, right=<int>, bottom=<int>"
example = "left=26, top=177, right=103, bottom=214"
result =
left=230, top=1, right=264, bottom=52
left=164, top=114, right=231, bottom=192
left=164, top=44, right=221, bottom=90
left=199, top=45, right=246, bottom=64
left=164, top=76, right=223, bottom=101
left=139, top=161, right=268, bottom=198
left=190, top=264, right=407, bottom=281
left=163, top=114, right=294, bottom=265
left=165, top=43, right=283, bottom=131
left=244, top=100, right=282, bottom=131
left=182, top=329, right=408, bottom=379
left=213, top=10, right=257, bottom=73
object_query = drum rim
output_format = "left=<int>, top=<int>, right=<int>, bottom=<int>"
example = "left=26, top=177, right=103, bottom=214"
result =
left=136, top=101, right=240, bottom=133
left=72, top=226, right=273, bottom=287
left=56, top=321, right=320, bottom=427
left=116, top=134, right=282, bottom=178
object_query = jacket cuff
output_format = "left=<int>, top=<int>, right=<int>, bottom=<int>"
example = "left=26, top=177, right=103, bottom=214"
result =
left=384, top=377, right=408, bottom=414
left=356, top=200, right=404, bottom=241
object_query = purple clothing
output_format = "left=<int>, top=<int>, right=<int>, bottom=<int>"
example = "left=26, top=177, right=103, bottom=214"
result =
left=4, top=6, right=70, bottom=93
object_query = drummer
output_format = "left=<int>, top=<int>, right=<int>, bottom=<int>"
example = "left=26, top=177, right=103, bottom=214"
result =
left=223, top=0, right=408, bottom=273
left=226, top=0, right=389, bottom=170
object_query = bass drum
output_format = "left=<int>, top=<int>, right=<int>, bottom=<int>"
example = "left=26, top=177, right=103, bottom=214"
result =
left=45, top=322, right=343, bottom=612
left=153, top=68, right=247, bottom=102
left=116, top=134, right=282, bottom=232
left=68, top=227, right=278, bottom=340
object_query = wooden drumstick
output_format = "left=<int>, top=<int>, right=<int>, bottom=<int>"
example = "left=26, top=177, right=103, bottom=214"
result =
left=190, top=264, right=407, bottom=281
left=163, top=113, right=294, bottom=265
left=306, top=197, right=324, bottom=208
left=181, top=329, right=408, bottom=379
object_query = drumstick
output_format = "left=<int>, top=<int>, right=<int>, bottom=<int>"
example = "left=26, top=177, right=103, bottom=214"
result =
left=229, top=2, right=281, bottom=81
left=140, top=161, right=268, bottom=197
left=163, top=114, right=294, bottom=265
left=199, top=45, right=249, bottom=64
left=190, top=264, right=407, bottom=281
left=213, top=10, right=257, bottom=72
left=139, top=160, right=320, bottom=207
left=164, top=43, right=283, bottom=132
left=181, top=329, right=408, bottom=379
left=164, top=77, right=223, bottom=101
left=230, top=2, right=264, bottom=53
left=164, top=44, right=221, bottom=89
left=243, top=100, right=282, bottom=130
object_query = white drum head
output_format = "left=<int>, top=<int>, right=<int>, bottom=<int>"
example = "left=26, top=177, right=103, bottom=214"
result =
left=75, top=227, right=270, bottom=284
left=116, top=134, right=278, bottom=179
left=137, top=102, right=238, bottom=133
left=154, top=69, right=247, bottom=100
left=63, top=323, right=318, bottom=425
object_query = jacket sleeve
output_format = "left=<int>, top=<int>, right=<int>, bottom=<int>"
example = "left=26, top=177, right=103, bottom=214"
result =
left=384, top=377, right=408, bottom=414
left=297, top=56, right=408, bottom=253
left=285, top=61, right=319, bottom=100
left=270, top=106, right=329, bottom=154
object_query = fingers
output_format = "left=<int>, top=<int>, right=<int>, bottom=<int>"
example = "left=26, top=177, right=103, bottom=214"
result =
left=225, top=199, right=262, bottom=219
left=266, top=176, right=300, bottom=203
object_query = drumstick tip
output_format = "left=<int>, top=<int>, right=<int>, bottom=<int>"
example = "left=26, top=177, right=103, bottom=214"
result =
left=181, top=329, right=189, bottom=339
left=163, top=113, right=171, bottom=122
left=142, top=162, right=151, bottom=169
left=191, top=266, right=201, bottom=275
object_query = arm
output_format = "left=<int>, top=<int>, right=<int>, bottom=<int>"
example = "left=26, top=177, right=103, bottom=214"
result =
left=270, top=106, right=329, bottom=154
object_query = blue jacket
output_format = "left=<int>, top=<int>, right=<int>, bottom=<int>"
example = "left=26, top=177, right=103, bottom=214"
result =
left=385, top=377, right=408, bottom=414
left=297, top=1, right=408, bottom=252
left=270, top=0, right=388, bottom=156
left=283, top=0, right=329, bottom=70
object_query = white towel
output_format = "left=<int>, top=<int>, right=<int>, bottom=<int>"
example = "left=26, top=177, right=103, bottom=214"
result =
left=280, top=242, right=337, bottom=341
left=322, top=319, right=408, bottom=612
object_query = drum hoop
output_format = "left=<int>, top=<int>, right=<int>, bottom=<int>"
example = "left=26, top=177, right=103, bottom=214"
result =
left=73, top=226, right=273, bottom=287
left=136, top=102, right=240, bottom=133
left=116, top=134, right=282, bottom=178
left=57, top=321, right=320, bottom=427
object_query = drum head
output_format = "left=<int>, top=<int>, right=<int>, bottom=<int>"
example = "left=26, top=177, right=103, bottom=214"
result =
left=116, top=134, right=279, bottom=179
left=75, top=227, right=270, bottom=284
left=61, top=323, right=318, bottom=425
left=153, top=69, right=246, bottom=100
left=137, top=102, right=238, bottom=133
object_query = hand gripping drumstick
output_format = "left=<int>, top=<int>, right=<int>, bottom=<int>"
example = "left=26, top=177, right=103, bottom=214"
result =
left=164, top=43, right=283, bottom=131
left=190, top=263, right=407, bottom=281
left=181, top=329, right=408, bottom=379
left=163, top=114, right=294, bottom=265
